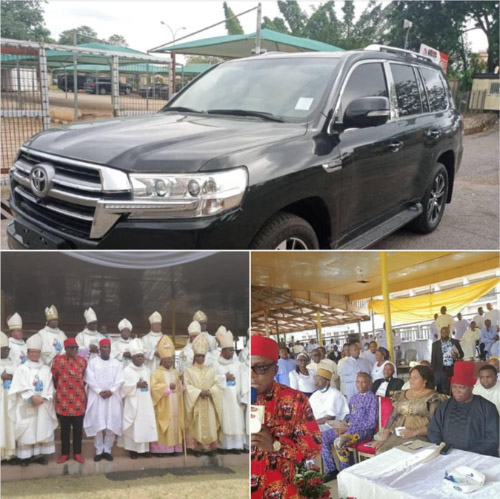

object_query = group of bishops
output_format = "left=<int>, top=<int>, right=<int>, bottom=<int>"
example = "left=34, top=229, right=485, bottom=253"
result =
left=1, top=306, right=249, bottom=466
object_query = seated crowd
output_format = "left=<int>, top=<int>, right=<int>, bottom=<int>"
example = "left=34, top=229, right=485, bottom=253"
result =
left=1, top=307, right=249, bottom=466
left=251, top=313, right=500, bottom=493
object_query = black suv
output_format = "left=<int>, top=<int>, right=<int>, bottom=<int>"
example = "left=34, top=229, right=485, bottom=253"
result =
left=57, top=75, right=91, bottom=92
left=84, top=78, right=132, bottom=95
left=8, top=45, right=463, bottom=249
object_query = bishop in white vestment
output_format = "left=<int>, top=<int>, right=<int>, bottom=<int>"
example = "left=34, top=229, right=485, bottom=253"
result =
left=37, top=305, right=67, bottom=367
left=1, top=331, right=16, bottom=461
left=117, top=339, right=158, bottom=457
left=214, top=329, right=245, bottom=452
left=8, top=334, right=58, bottom=464
left=7, top=313, right=27, bottom=368
left=75, top=307, right=105, bottom=362
left=141, top=311, right=164, bottom=372
left=113, top=318, right=133, bottom=367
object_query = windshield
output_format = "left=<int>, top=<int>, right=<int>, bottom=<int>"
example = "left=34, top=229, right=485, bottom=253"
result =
left=168, top=57, right=340, bottom=122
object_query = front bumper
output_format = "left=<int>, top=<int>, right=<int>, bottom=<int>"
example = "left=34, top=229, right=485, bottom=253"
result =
left=7, top=201, right=257, bottom=249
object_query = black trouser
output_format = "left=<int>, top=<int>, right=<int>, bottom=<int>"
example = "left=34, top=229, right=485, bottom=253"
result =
left=58, top=414, right=84, bottom=455
left=434, top=366, right=454, bottom=394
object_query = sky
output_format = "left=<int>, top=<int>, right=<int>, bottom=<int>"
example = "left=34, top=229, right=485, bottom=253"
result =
left=42, top=0, right=488, bottom=57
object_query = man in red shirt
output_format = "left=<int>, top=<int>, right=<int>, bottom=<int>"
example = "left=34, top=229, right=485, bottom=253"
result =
left=251, top=335, right=322, bottom=498
left=51, top=337, right=87, bottom=463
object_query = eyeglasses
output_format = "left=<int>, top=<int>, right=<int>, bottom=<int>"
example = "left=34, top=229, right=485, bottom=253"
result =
left=251, top=363, right=276, bottom=375
left=66, top=346, right=79, bottom=350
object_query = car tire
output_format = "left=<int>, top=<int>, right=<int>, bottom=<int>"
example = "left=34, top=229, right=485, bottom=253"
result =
left=99, top=87, right=107, bottom=95
left=251, top=212, right=319, bottom=249
left=409, top=162, right=449, bottom=234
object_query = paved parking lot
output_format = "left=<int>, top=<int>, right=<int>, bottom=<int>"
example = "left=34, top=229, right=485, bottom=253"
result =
left=374, top=123, right=499, bottom=250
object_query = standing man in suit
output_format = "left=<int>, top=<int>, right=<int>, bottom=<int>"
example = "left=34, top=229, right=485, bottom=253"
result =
left=431, top=326, right=464, bottom=394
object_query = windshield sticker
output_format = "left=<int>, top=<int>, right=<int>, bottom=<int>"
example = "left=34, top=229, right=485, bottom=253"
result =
left=295, top=97, right=314, bottom=111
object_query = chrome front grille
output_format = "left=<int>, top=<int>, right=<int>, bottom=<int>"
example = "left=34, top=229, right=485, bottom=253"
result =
left=11, top=147, right=131, bottom=239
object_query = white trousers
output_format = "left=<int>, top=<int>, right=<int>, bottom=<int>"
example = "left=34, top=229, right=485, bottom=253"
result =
left=94, top=429, right=116, bottom=454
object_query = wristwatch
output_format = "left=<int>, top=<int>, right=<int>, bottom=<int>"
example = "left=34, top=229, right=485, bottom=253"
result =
left=273, top=439, right=281, bottom=452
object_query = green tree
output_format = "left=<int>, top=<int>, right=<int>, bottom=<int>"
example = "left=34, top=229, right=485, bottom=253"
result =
left=0, top=0, right=52, bottom=41
left=223, top=2, right=244, bottom=35
left=107, top=34, right=128, bottom=47
left=262, top=1, right=308, bottom=36
left=303, top=2, right=342, bottom=47
left=465, top=2, right=499, bottom=73
left=58, top=26, right=98, bottom=45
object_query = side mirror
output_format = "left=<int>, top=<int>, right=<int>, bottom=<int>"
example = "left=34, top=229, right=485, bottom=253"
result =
left=344, top=96, right=390, bottom=129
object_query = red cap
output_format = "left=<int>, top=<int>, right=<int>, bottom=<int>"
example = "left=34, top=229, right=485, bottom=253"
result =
left=251, top=335, right=278, bottom=362
left=451, top=361, right=476, bottom=386
left=64, top=338, right=78, bottom=348
left=99, top=338, right=111, bottom=347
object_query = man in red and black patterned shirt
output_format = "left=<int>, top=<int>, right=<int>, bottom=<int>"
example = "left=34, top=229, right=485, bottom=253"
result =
left=251, top=336, right=322, bottom=498
left=51, top=337, right=87, bottom=464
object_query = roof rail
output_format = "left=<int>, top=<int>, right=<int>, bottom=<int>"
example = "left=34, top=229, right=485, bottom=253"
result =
left=364, top=44, right=434, bottom=63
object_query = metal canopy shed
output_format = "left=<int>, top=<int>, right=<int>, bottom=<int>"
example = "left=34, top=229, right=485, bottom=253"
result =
left=251, top=251, right=500, bottom=336
left=152, top=28, right=344, bottom=58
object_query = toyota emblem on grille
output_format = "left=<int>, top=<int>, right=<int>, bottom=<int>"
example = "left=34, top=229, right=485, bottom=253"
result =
left=30, top=163, right=55, bottom=198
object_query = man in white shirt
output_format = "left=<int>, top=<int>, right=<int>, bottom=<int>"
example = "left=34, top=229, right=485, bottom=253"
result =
left=473, top=307, right=486, bottom=331
left=460, top=321, right=481, bottom=360
left=485, top=303, right=499, bottom=328
left=84, top=339, right=124, bottom=462
left=435, top=306, right=455, bottom=333
left=309, top=364, right=349, bottom=481
left=454, top=313, right=469, bottom=341
left=429, top=313, right=440, bottom=340
left=338, top=342, right=372, bottom=402
left=473, top=365, right=500, bottom=415
left=360, top=341, right=377, bottom=367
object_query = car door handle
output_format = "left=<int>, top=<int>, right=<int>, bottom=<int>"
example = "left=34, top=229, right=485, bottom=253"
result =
left=322, top=159, right=343, bottom=173
left=388, top=141, right=404, bottom=152
left=427, top=129, right=441, bottom=139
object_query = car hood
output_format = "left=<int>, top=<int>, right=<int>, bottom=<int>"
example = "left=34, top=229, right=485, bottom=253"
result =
left=25, top=113, right=307, bottom=173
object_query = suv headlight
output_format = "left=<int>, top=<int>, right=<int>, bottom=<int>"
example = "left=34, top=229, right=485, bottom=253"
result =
left=127, top=167, right=248, bottom=219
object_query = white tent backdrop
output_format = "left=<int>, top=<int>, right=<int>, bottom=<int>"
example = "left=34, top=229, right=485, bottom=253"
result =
left=62, top=251, right=218, bottom=269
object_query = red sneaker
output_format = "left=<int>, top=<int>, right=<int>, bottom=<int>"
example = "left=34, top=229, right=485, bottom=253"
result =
left=57, top=455, right=69, bottom=464
left=74, top=454, right=85, bottom=463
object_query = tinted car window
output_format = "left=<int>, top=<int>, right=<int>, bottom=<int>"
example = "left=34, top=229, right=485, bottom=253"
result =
left=420, top=67, right=448, bottom=112
left=340, top=63, right=388, bottom=118
left=171, top=58, right=340, bottom=122
left=390, top=64, right=422, bottom=116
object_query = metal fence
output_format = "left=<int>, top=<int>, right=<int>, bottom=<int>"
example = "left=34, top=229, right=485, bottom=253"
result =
left=452, top=88, right=488, bottom=114
left=1, top=38, right=172, bottom=173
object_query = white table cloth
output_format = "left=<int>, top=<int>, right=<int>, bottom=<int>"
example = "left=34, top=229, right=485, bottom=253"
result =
left=337, top=446, right=500, bottom=499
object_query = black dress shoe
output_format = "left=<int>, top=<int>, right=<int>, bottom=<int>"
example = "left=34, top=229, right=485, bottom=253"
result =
left=102, top=452, right=113, bottom=461
left=193, top=450, right=202, bottom=457
left=129, top=451, right=138, bottom=460
left=207, top=450, right=217, bottom=457
left=142, top=452, right=152, bottom=458
left=94, top=453, right=103, bottom=462
left=34, top=456, right=48, bottom=465
left=20, top=459, right=30, bottom=467
left=8, top=457, right=21, bottom=465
